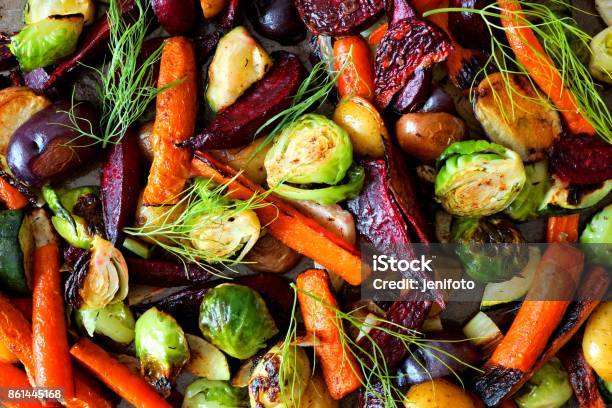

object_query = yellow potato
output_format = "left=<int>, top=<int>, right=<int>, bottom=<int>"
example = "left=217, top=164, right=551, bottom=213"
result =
left=133, top=192, right=185, bottom=245
left=200, top=0, right=228, bottom=18
left=583, top=301, right=612, bottom=381
left=0, top=87, right=50, bottom=155
left=299, top=373, right=339, bottom=408
left=333, top=96, right=387, bottom=158
left=404, top=379, right=476, bottom=408
left=209, top=137, right=271, bottom=185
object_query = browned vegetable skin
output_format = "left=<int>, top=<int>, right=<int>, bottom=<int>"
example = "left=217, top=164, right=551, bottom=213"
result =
left=559, top=342, right=607, bottom=408
left=242, top=234, right=301, bottom=274
left=294, top=0, right=384, bottom=35
left=126, top=258, right=212, bottom=287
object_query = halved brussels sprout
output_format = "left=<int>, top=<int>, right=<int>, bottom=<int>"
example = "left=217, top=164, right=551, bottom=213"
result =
left=504, top=161, right=551, bottom=222
left=199, top=283, right=278, bottom=360
left=580, top=204, right=611, bottom=267
left=10, top=15, right=84, bottom=72
left=435, top=140, right=526, bottom=217
left=76, top=302, right=136, bottom=345
left=452, top=217, right=528, bottom=283
left=589, top=27, right=612, bottom=84
left=275, top=164, right=365, bottom=205
left=539, top=176, right=612, bottom=213
left=265, top=114, right=353, bottom=187
left=24, top=0, right=96, bottom=25
left=248, top=343, right=311, bottom=408
left=135, top=307, right=190, bottom=396
left=183, top=379, right=248, bottom=408
left=514, top=358, right=573, bottom=408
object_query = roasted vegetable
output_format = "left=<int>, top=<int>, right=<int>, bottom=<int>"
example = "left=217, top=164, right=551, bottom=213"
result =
left=206, top=27, right=272, bottom=112
left=332, top=96, right=387, bottom=158
left=200, top=0, right=229, bottom=18
left=539, top=177, right=612, bottom=213
left=127, top=258, right=211, bottom=287
left=447, top=0, right=491, bottom=49
left=294, top=0, right=384, bottom=35
left=391, top=68, right=432, bottom=114
left=590, top=27, right=612, bottom=84
left=505, top=161, right=551, bottom=222
left=0, top=87, right=50, bottom=156
left=199, top=284, right=278, bottom=359
left=152, top=0, right=196, bottom=35
left=452, top=217, right=528, bottom=283
left=209, top=137, right=271, bottom=185
left=300, top=373, right=338, bottom=408
left=10, top=15, right=84, bottom=72
left=248, top=343, right=311, bottom=407
left=514, top=359, right=573, bottom=408
left=474, top=73, right=562, bottom=162
left=184, top=379, right=248, bottom=408
left=334, top=35, right=375, bottom=100
left=249, top=0, right=306, bottom=44
left=435, top=140, right=526, bottom=217
left=76, top=302, right=135, bottom=345
left=396, top=112, right=466, bottom=162
left=184, top=334, right=230, bottom=381
left=135, top=307, right=189, bottom=395
left=462, top=311, right=503, bottom=356
left=181, top=51, right=306, bottom=150
left=580, top=204, right=611, bottom=267
left=583, top=302, right=612, bottom=381
left=242, top=234, right=301, bottom=274
left=0, top=210, right=30, bottom=294
left=7, top=100, right=100, bottom=186
left=133, top=193, right=186, bottom=245
left=549, top=133, right=612, bottom=186
left=559, top=342, right=608, bottom=408
left=596, top=0, right=612, bottom=26
left=24, top=0, right=95, bottom=25
left=404, top=378, right=475, bottom=408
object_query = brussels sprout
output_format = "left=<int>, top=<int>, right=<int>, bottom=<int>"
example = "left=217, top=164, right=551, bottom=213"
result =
left=580, top=204, right=612, bottom=267
left=265, top=114, right=353, bottom=187
left=199, top=284, right=278, bottom=359
left=539, top=176, right=612, bottom=213
left=275, top=164, right=365, bottom=205
left=76, top=302, right=135, bottom=345
left=248, top=343, right=311, bottom=408
left=435, top=140, right=526, bottom=217
left=206, top=26, right=272, bottom=112
left=24, top=0, right=96, bottom=25
left=504, top=161, right=551, bottom=222
left=10, top=15, right=84, bottom=72
left=589, top=27, right=612, bottom=84
left=514, top=358, right=573, bottom=408
left=183, top=379, right=248, bottom=408
left=135, top=307, right=190, bottom=396
left=452, top=217, right=528, bottom=283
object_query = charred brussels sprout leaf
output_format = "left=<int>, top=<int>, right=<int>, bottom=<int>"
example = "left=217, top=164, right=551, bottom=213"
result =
left=10, top=15, right=84, bottom=72
left=75, top=302, right=135, bottom=345
left=515, top=358, right=573, bottom=408
left=135, top=307, right=190, bottom=396
left=435, top=140, right=526, bottom=217
left=452, top=217, right=528, bottom=283
left=580, top=204, right=612, bottom=267
left=504, top=161, right=551, bottom=222
left=199, top=284, right=278, bottom=360
left=183, top=379, right=248, bottom=408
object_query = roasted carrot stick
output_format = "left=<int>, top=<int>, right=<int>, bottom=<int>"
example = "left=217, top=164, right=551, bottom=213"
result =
left=296, top=269, right=363, bottom=400
left=367, top=23, right=388, bottom=46
left=547, top=214, right=580, bottom=244
left=498, top=0, right=595, bottom=135
left=0, top=294, right=36, bottom=382
left=0, top=362, right=43, bottom=408
left=70, top=338, right=171, bottom=408
left=0, top=177, right=28, bottom=209
left=68, top=370, right=114, bottom=408
left=10, top=298, right=32, bottom=321
left=191, top=154, right=363, bottom=285
left=32, top=243, right=74, bottom=402
left=143, top=36, right=198, bottom=205
left=559, top=342, right=607, bottom=408
left=334, top=36, right=376, bottom=100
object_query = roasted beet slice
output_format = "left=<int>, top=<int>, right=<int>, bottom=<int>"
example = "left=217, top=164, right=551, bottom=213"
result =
left=180, top=51, right=306, bottom=150
left=549, top=134, right=612, bottom=185
left=0, top=32, right=16, bottom=71
left=374, top=0, right=451, bottom=109
left=101, top=129, right=142, bottom=244
left=294, top=0, right=384, bottom=36
left=126, top=258, right=212, bottom=287
left=391, top=68, right=432, bottom=114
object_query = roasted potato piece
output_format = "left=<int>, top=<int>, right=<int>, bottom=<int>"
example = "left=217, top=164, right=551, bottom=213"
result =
left=209, top=137, right=271, bottom=185
left=404, top=378, right=476, bottom=407
left=0, top=87, right=50, bottom=155
left=333, top=96, right=388, bottom=158
left=300, top=373, right=339, bottom=408
left=474, top=73, right=562, bottom=162
left=137, top=121, right=154, bottom=163
left=242, top=233, right=301, bottom=273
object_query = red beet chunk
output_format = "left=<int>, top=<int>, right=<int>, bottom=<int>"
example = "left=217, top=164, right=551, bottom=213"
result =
left=294, top=0, right=384, bottom=36
left=549, top=134, right=612, bottom=185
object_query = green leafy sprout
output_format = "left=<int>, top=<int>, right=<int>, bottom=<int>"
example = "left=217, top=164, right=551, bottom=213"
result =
left=424, top=0, right=612, bottom=142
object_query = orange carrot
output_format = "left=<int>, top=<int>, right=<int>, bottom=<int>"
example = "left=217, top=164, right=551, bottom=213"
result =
left=0, top=362, right=43, bottom=408
left=498, top=0, right=595, bottom=135
left=296, top=269, right=363, bottom=400
left=10, top=298, right=32, bottom=321
left=334, top=36, right=376, bottom=100
left=70, top=338, right=171, bottom=408
left=191, top=154, right=363, bottom=285
left=32, top=244, right=74, bottom=402
left=68, top=370, right=113, bottom=408
left=367, top=23, right=388, bottom=46
left=0, top=294, right=36, bottom=381
left=0, top=177, right=28, bottom=209
left=143, top=36, right=198, bottom=205
left=546, top=214, right=580, bottom=243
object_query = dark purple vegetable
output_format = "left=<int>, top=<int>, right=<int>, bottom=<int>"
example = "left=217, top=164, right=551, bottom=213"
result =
left=126, top=258, right=212, bottom=287
left=23, top=68, right=51, bottom=91
left=0, top=32, right=16, bottom=71
left=101, top=129, right=142, bottom=244
left=65, top=251, right=91, bottom=309
left=448, top=0, right=492, bottom=50
left=419, top=86, right=456, bottom=114
left=249, top=0, right=306, bottom=45
left=396, top=331, right=480, bottom=386
left=549, top=133, right=612, bottom=185
left=7, top=100, right=101, bottom=186
left=220, top=0, right=241, bottom=29
left=374, top=0, right=451, bottom=109
left=180, top=51, right=306, bottom=150
left=391, top=68, right=432, bottom=114
left=294, top=0, right=384, bottom=36
left=73, top=192, right=105, bottom=238
left=152, top=0, right=196, bottom=35
left=194, top=31, right=222, bottom=62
